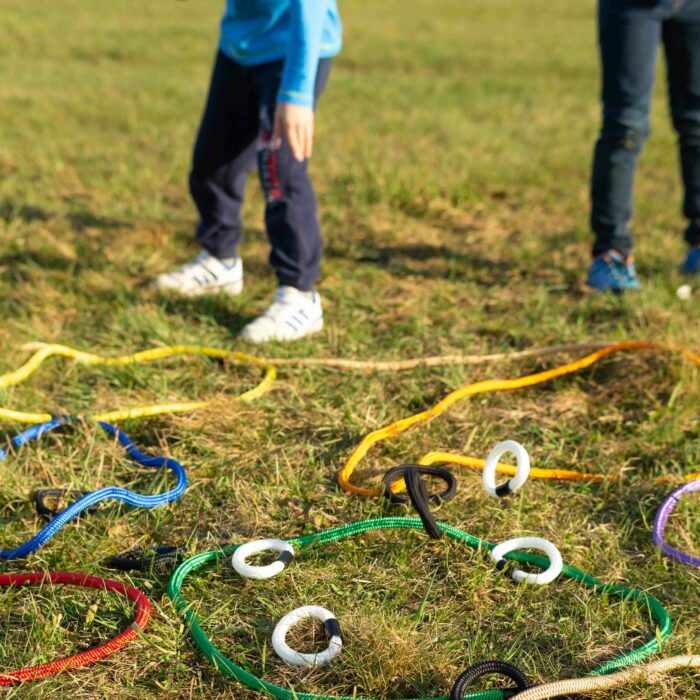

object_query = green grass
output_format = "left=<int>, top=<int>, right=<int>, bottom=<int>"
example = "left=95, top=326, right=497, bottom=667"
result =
left=0, top=0, right=698, bottom=698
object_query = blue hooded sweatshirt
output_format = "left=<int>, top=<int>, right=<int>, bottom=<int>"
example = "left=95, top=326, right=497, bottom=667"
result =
left=219, top=0, right=342, bottom=108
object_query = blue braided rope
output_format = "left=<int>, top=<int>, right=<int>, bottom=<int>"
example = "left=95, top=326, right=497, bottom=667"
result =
left=0, top=419, right=187, bottom=560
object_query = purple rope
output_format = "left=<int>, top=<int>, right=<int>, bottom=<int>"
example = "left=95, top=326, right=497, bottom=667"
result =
left=652, top=479, right=700, bottom=568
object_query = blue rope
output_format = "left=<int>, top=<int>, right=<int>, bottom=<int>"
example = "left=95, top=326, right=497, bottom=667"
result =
left=0, top=419, right=187, bottom=560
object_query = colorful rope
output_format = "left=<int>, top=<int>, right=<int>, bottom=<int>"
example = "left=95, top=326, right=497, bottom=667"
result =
left=167, top=517, right=672, bottom=700
left=338, top=341, right=700, bottom=497
left=0, top=343, right=276, bottom=424
left=0, top=572, right=151, bottom=685
left=653, top=479, right=700, bottom=568
left=0, top=419, right=187, bottom=560
left=106, top=545, right=182, bottom=572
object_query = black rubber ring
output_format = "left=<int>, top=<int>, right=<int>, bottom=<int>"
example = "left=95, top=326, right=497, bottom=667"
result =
left=324, top=618, right=343, bottom=642
left=276, top=550, right=294, bottom=566
left=33, top=489, right=97, bottom=519
left=383, top=464, right=457, bottom=505
left=495, top=481, right=513, bottom=498
left=495, top=559, right=518, bottom=582
left=383, top=465, right=457, bottom=540
left=105, top=545, right=181, bottom=572
left=450, top=660, right=532, bottom=700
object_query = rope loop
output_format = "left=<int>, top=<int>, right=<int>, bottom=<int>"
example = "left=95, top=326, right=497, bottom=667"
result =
left=482, top=441, right=531, bottom=498
left=231, top=539, right=295, bottom=580
left=490, top=537, right=563, bottom=586
left=652, top=479, right=700, bottom=568
left=0, top=419, right=187, bottom=560
left=383, top=465, right=457, bottom=539
left=167, top=517, right=675, bottom=700
left=450, top=660, right=533, bottom=699
left=271, top=605, right=343, bottom=667
left=0, top=572, right=151, bottom=686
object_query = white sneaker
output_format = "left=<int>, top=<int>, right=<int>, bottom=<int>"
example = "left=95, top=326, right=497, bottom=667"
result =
left=154, top=251, right=243, bottom=297
left=240, top=286, right=323, bottom=343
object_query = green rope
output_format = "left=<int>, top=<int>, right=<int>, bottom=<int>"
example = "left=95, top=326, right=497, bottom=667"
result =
left=166, top=517, right=672, bottom=700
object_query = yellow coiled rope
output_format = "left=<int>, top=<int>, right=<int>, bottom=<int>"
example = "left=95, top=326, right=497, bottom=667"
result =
left=0, top=343, right=277, bottom=423
left=338, top=341, right=700, bottom=497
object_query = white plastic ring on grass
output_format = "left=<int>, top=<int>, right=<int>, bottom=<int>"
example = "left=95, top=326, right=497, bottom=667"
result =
left=231, top=539, right=294, bottom=580
left=482, top=440, right=531, bottom=498
left=272, top=605, right=343, bottom=667
left=490, top=536, right=563, bottom=586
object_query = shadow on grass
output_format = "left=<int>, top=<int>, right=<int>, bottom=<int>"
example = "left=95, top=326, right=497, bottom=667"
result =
left=329, top=240, right=511, bottom=280
left=159, top=295, right=253, bottom=337
left=0, top=197, right=128, bottom=231
left=0, top=198, right=132, bottom=276
left=0, top=248, right=79, bottom=273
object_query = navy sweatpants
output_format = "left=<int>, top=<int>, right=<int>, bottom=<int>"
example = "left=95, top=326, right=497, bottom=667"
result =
left=591, top=0, right=700, bottom=257
left=189, top=52, right=332, bottom=291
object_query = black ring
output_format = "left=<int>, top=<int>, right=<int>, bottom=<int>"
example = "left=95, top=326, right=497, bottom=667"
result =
left=105, top=545, right=181, bottom=572
left=383, top=465, right=457, bottom=505
left=276, top=550, right=295, bottom=566
left=383, top=465, right=457, bottom=540
left=324, top=618, right=343, bottom=642
left=33, top=489, right=97, bottom=519
left=450, top=660, right=532, bottom=700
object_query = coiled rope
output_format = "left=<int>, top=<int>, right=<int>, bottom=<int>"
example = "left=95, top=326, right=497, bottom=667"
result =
left=514, top=655, right=700, bottom=700
left=106, top=545, right=182, bottom=572
left=0, top=343, right=276, bottom=424
left=450, top=660, right=532, bottom=699
left=167, top=517, right=677, bottom=700
left=0, top=572, right=151, bottom=685
left=338, top=341, right=700, bottom=497
left=0, top=419, right=187, bottom=560
left=653, top=478, right=700, bottom=568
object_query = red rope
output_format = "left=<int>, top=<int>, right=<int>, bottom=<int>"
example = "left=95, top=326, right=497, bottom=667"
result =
left=0, top=572, right=152, bottom=685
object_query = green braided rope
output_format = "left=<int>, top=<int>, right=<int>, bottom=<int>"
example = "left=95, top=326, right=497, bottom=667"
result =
left=167, top=517, right=672, bottom=700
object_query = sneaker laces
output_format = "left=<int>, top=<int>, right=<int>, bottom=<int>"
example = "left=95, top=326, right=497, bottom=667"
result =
left=168, top=252, right=210, bottom=278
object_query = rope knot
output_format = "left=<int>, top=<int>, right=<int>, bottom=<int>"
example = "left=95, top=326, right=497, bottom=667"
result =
left=383, top=464, right=457, bottom=539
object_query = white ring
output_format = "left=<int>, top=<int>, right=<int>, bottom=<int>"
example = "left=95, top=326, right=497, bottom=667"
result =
left=231, top=539, right=294, bottom=580
left=272, top=605, right=343, bottom=667
left=490, top=536, right=563, bottom=585
left=482, top=440, right=531, bottom=498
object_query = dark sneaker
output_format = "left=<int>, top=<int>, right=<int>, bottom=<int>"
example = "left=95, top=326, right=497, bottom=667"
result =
left=681, top=247, right=700, bottom=275
left=587, top=250, right=641, bottom=292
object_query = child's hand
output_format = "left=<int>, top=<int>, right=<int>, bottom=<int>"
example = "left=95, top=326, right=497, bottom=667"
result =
left=273, top=102, right=315, bottom=162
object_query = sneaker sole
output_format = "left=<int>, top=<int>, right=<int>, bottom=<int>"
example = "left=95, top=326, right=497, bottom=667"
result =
left=240, top=317, right=323, bottom=343
left=155, top=280, right=244, bottom=298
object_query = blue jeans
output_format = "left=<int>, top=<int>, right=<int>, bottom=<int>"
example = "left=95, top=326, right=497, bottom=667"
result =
left=189, top=52, right=331, bottom=291
left=591, top=0, right=700, bottom=256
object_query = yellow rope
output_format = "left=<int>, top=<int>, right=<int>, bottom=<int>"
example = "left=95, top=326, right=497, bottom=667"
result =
left=418, top=453, right=700, bottom=486
left=338, top=341, right=700, bottom=497
left=0, top=343, right=277, bottom=423
left=3, top=341, right=699, bottom=491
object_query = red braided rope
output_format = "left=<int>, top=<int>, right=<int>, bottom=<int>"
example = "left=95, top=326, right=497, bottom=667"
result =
left=0, top=572, right=151, bottom=685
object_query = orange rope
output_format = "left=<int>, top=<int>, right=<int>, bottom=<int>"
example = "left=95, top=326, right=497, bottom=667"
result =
left=338, top=341, right=700, bottom=497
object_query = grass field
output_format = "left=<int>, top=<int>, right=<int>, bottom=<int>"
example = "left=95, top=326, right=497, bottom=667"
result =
left=0, top=0, right=699, bottom=698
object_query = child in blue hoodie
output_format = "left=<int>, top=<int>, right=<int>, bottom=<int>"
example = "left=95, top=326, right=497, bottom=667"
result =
left=156, top=1, right=342, bottom=342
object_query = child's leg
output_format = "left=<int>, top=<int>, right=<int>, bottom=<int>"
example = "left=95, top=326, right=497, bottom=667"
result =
left=251, top=60, right=332, bottom=291
left=663, top=0, right=700, bottom=250
left=190, top=51, right=259, bottom=259
left=590, top=0, right=661, bottom=258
